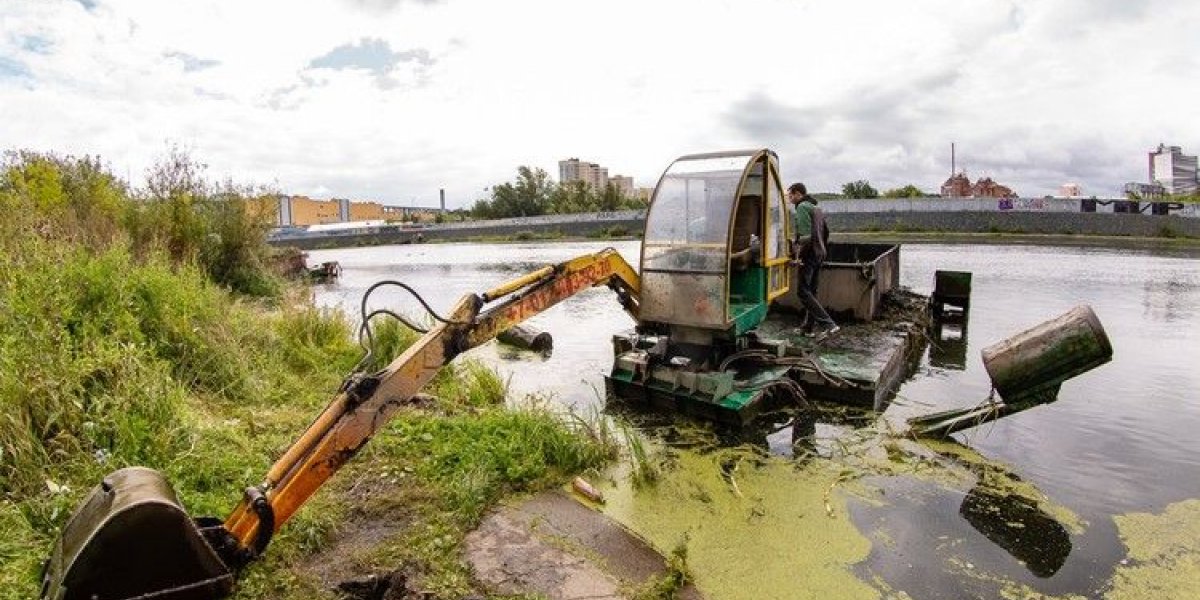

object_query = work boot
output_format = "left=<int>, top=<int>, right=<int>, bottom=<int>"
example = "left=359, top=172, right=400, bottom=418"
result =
left=814, top=325, right=840, bottom=341
left=798, top=316, right=815, bottom=336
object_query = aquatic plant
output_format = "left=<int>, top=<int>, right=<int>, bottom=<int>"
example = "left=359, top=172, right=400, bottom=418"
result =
left=621, top=419, right=662, bottom=488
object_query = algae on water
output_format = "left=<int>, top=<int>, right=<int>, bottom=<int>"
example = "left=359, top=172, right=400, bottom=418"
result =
left=1106, top=498, right=1200, bottom=599
left=594, top=413, right=1099, bottom=600
left=599, top=447, right=879, bottom=600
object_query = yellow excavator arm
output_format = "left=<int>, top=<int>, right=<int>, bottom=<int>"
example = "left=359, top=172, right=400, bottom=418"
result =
left=41, top=248, right=639, bottom=600
left=222, top=248, right=639, bottom=553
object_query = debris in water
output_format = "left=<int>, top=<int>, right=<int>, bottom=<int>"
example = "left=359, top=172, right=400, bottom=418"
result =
left=572, top=476, right=605, bottom=504
left=497, top=324, right=553, bottom=353
left=909, top=304, right=1112, bottom=437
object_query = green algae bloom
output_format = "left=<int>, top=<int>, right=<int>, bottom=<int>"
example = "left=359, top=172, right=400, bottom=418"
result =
left=1107, top=498, right=1200, bottom=599
left=598, top=447, right=879, bottom=600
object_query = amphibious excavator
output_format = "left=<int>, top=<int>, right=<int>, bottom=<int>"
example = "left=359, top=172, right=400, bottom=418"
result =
left=42, top=149, right=813, bottom=599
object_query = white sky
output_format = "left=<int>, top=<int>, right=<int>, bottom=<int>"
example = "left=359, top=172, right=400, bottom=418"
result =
left=1, top=0, right=1196, bottom=208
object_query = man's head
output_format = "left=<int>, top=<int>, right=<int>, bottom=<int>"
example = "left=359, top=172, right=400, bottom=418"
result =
left=787, top=182, right=807, bottom=204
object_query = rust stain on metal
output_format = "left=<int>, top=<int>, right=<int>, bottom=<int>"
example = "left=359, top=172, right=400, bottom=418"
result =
left=693, top=294, right=712, bottom=318
left=498, top=262, right=612, bottom=327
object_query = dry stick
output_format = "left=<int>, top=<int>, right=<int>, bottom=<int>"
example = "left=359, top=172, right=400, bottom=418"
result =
left=823, top=479, right=838, bottom=518
left=727, top=457, right=744, bottom=499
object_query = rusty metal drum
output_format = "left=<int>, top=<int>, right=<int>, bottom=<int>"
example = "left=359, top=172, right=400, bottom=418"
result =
left=981, top=304, right=1113, bottom=404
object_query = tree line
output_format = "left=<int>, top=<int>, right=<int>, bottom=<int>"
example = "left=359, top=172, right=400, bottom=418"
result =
left=838, top=180, right=928, bottom=199
left=469, top=169, right=1200, bottom=213
left=466, top=168, right=941, bottom=218
left=469, top=166, right=645, bottom=219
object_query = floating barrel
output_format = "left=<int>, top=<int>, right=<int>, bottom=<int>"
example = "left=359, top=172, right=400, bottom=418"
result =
left=497, top=324, right=553, bottom=353
left=982, top=304, right=1112, bottom=404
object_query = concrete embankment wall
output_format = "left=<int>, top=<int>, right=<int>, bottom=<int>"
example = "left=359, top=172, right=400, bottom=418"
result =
left=827, top=211, right=1200, bottom=237
left=269, top=200, right=1200, bottom=249
left=820, top=197, right=1200, bottom=237
left=272, top=210, right=646, bottom=249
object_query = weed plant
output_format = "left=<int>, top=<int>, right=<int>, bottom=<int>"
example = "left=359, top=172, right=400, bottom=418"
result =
left=621, top=420, right=662, bottom=488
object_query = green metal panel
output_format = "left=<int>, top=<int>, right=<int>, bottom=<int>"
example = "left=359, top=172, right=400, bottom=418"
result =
left=729, top=266, right=768, bottom=334
left=605, top=359, right=791, bottom=426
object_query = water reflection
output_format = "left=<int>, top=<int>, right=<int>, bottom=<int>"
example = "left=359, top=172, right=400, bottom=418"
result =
left=764, top=408, right=1075, bottom=581
left=959, top=487, right=1072, bottom=578
left=929, top=321, right=969, bottom=371
left=495, top=344, right=553, bottom=361
left=1141, top=279, right=1197, bottom=323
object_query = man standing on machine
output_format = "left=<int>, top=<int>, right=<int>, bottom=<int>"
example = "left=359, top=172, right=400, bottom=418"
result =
left=788, top=183, right=839, bottom=338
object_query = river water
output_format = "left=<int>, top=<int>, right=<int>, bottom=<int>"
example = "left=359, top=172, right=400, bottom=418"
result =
left=307, top=239, right=1200, bottom=599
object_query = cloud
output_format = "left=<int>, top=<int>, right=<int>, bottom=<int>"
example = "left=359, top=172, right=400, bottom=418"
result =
left=339, top=0, right=442, bottom=13
left=721, top=66, right=969, bottom=193
left=299, top=38, right=435, bottom=94
left=72, top=0, right=97, bottom=11
left=0, top=57, right=31, bottom=80
left=164, top=51, right=219, bottom=73
left=20, top=35, right=53, bottom=54
left=724, top=93, right=817, bottom=144
left=0, top=0, right=1195, bottom=206
left=309, top=38, right=433, bottom=76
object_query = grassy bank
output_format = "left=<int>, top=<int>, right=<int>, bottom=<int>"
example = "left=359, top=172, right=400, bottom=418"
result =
left=0, top=151, right=619, bottom=599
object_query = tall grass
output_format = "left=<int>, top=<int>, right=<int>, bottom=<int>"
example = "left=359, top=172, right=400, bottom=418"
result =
left=408, top=408, right=618, bottom=523
left=2, top=149, right=283, bottom=297
left=0, top=242, right=364, bottom=598
left=0, top=179, right=362, bottom=598
left=0, top=151, right=127, bottom=249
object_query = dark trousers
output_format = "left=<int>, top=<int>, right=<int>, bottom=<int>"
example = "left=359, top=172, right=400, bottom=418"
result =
left=797, top=258, right=835, bottom=329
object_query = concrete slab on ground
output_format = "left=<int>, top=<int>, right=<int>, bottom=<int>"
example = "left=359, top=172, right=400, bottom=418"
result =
left=464, top=489, right=703, bottom=600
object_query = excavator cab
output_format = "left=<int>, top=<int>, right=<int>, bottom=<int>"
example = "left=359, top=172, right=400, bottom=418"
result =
left=639, top=148, right=791, bottom=334
left=607, top=149, right=795, bottom=424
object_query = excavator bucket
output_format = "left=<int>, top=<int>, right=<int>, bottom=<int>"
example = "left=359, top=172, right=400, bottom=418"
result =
left=40, top=467, right=234, bottom=600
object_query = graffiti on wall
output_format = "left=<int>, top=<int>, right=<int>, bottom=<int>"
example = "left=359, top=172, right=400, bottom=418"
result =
left=998, top=198, right=1046, bottom=211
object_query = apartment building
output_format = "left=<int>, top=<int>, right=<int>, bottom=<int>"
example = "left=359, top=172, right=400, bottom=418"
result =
left=1149, top=144, right=1199, bottom=195
left=609, top=175, right=634, bottom=196
left=1123, top=182, right=1166, bottom=199
left=264, top=195, right=443, bottom=226
left=559, top=158, right=609, bottom=191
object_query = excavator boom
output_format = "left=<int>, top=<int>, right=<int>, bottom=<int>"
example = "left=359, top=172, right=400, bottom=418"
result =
left=224, top=247, right=638, bottom=549
left=42, top=248, right=639, bottom=600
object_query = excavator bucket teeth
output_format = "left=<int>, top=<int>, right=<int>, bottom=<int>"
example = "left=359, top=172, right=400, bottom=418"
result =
left=41, top=467, right=234, bottom=600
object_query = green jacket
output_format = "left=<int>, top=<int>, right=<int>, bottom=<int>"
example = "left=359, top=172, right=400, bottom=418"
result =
left=792, top=197, right=829, bottom=259
left=792, top=200, right=816, bottom=239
